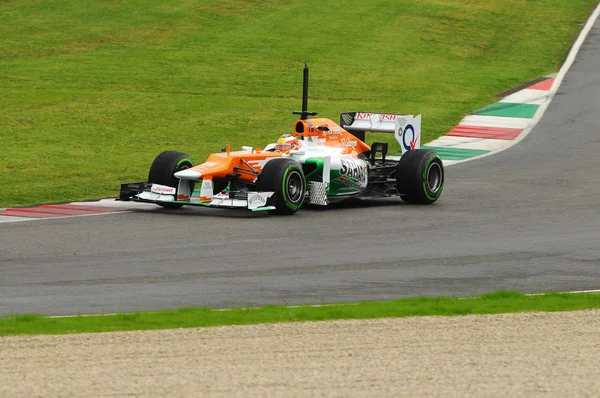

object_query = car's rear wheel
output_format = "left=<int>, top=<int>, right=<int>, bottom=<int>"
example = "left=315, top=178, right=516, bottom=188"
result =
left=258, top=158, right=306, bottom=215
left=396, top=149, right=444, bottom=204
left=148, top=151, right=193, bottom=209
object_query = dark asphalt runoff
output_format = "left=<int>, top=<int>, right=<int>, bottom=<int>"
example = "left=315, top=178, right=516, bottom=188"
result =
left=2, top=24, right=600, bottom=317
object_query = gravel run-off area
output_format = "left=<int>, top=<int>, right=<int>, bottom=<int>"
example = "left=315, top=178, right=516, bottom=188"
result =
left=1, top=310, right=600, bottom=397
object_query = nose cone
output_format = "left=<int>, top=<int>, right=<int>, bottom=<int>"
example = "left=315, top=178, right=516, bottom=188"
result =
left=174, top=169, right=202, bottom=180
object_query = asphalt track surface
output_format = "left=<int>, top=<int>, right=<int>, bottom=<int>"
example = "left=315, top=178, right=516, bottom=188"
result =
left=2, top=25, right=600, bottom=317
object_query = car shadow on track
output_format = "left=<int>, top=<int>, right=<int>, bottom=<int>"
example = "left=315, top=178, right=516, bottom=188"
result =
left=129, top=206, right=268, bottom=218
left=302, top=197, right=406, bottom=211
left=125, top=197, right=409, bottom=219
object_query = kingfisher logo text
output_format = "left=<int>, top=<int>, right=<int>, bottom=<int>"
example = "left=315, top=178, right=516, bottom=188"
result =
left=355, top=112, right=398, bottom=121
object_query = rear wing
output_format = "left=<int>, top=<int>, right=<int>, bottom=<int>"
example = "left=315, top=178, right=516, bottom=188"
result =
left=340, top=112, right=421, bottom=154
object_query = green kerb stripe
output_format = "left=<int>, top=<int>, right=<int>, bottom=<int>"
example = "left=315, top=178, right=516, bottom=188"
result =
left=472, top=102, right=539, bottom=118
left=421, top=146, right=490, bottom=160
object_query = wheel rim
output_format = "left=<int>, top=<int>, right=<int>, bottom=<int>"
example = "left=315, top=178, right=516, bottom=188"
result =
left=177, top=162, right=191, bottom=172
left=426, top=162, right=443, bottom=193
left=286, top=170, right=304, bottom=203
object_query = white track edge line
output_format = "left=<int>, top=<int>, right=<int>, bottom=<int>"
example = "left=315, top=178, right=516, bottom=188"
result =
left=41, top=290, right=600, bottom=318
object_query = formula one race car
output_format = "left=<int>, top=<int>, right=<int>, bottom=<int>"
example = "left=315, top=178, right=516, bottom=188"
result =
left=119, top=65, right=444, bottom=215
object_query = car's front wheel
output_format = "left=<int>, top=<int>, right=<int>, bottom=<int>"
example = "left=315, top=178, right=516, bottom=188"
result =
left=147, top=151, right=194, bottom=209
left=258, top=158, right=306, bottom=215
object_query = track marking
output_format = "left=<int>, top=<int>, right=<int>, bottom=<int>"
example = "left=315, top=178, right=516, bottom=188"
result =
left=42, top=290, right=600, bottom=318
left=0, top=202, right=134, bottom=223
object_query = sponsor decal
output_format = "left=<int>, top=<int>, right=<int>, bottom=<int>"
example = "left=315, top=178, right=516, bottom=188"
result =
left=247, top=192, right=274, bottom=209
left=355, top=112, right=398, bottom=121
left=322, top=127, right=342, bottom=136
left=395, top=115, right=420, bottom=153
left=341, top=138, right=357, bottom=147
left=336, top=176, right=364, bottom=191
left=355, top=112, right=373, bottom=120
left=249, top=194, right=266, bottom=208
left=214, top=192, right=229, bottom=199
left=340, top=158, right=367, bottom=184
left=380, top=114, right=398, bottom=121
left=151, top=184, right=176, bottom=195
left=401, top=124, right=418, bottom=151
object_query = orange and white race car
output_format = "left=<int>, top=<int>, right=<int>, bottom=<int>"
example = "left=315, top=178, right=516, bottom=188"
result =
left=119, top=66, right=444, bottom=215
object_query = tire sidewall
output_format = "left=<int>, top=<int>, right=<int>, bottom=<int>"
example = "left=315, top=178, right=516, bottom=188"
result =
left=396, top=149, right=444, bottom=204
left=148, top=151, right=194, bottom=209
left=260, top=159, right=306, bottom=214
left=148, top=151, right=193, bottom=188
left=281, top=164, right=304, bottom=210
left=420, top=154, right=444, bottom=202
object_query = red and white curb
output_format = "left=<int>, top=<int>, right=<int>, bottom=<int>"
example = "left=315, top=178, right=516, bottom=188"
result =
left=427, top=75, right=555, bottom=166
left=0, top=200, right=150, bottom=223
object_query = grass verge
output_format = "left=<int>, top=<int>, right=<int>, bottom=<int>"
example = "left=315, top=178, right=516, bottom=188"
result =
left=1, top=0, right=598, bottom=207
left=2, top=290, right=600, bottom=336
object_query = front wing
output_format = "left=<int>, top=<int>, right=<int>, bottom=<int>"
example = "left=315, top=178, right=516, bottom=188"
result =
left=119, top=182, right=277, bottom=212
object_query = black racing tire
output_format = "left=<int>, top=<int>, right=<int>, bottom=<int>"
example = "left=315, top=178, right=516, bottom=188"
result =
left=396, top=149, right=444, bottom=204
left=258, top=158, right=306, bottom=215
left=147, top=151, right=194, bottom=209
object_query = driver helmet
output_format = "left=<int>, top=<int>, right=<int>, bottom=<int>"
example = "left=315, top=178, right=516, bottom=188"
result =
left=276, top=134, right=299, bottom=153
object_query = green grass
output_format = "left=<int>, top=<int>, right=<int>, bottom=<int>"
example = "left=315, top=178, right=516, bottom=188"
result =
left=1, top=291, right=600, bottom=336
left=1, top=0, right=597, bottom=207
